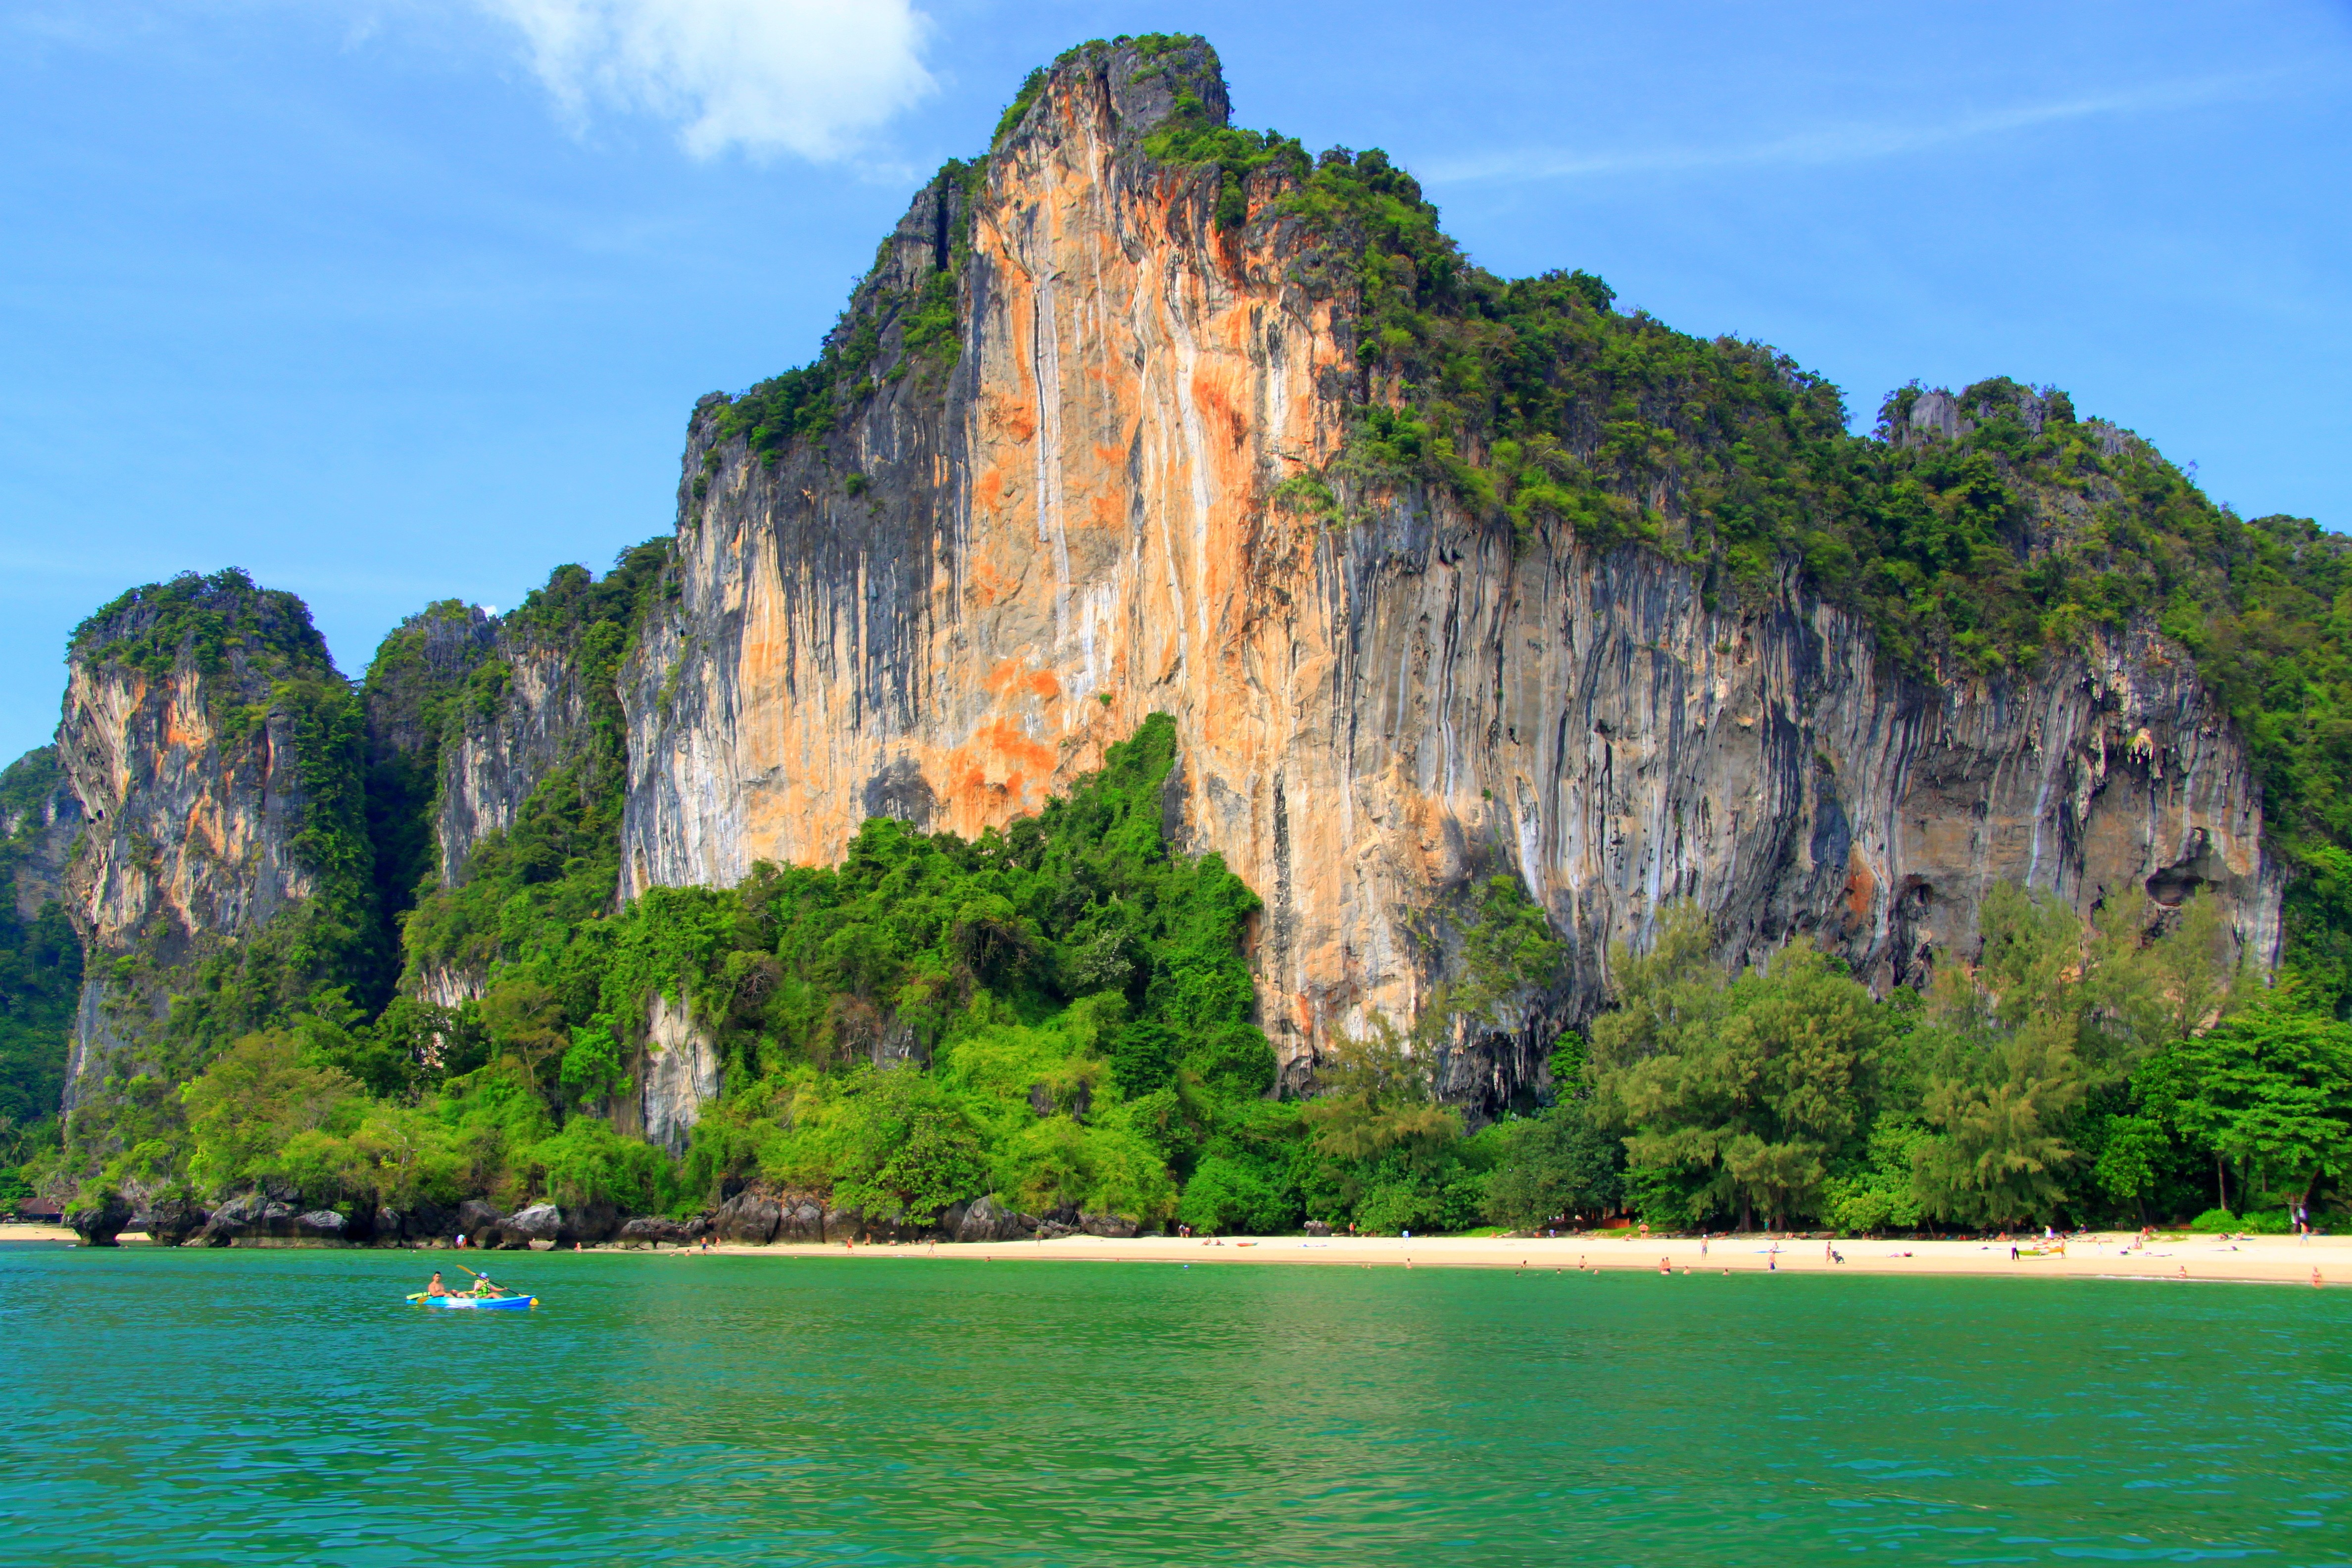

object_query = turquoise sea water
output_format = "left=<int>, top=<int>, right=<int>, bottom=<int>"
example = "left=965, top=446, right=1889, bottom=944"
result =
left=2, top=1244, right=2347, bottom=1566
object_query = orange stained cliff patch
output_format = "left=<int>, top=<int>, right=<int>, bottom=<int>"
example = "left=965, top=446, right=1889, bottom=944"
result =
left=1025, top=670, right=1062, bottom=701
left=1088, top=490, right=1125, bottom=528
left=974, top=467, right=1006, bottom=513
left=965, top=555, right=1013, bottom=609
left=1843, top=850, right=1878, bottom=932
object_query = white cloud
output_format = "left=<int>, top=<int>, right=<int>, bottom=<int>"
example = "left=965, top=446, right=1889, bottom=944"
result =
left=476, top=0, right=933, bottom=160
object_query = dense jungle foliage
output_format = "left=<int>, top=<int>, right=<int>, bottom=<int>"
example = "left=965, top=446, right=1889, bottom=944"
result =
left=6, top=40, right=2350, bottom=1238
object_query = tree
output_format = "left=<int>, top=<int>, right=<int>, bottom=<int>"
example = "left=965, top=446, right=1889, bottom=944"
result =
left=1587, top=908, right=1889, bottom=1229
left=2152, top=988, right=2352, bottom=1216
left=1906, top=885, right=2239, bottom=1228
left=1483, top=1099, right=1622, bottom=1229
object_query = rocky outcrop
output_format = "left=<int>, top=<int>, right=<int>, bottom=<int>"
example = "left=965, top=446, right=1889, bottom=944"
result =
left=51, top=572, right=367, bottom=1117
left=65, top=1192, right=133, bottom=1246
left=634, top=993, right=721, bottom=1155
left=455, top=1198, right=504, bottom=1247
left=435, top=637, right=594, bottom=888
left=614, top=39, right=2281, bottom=1108
left=133, top=1196, right=210, bottom=1246
left=2, top=746, right=84, bottom=922
left=947, top=1196, right=1037, bottom=1242
left=712, top=1190, right=781, bottom=1244
left=193, top=1190, right=360, bottom=1246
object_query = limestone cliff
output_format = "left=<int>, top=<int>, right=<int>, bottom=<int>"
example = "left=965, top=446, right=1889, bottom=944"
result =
left=617, top=38, right=2279, bottom=1105
left=51, top=571, right=373, bottom=1117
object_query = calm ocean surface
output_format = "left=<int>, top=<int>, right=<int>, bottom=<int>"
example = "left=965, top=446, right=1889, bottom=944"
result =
left=2, top=1243, right=2346, bottom=1566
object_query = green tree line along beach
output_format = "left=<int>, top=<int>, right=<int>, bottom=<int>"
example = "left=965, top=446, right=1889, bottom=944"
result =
left=4, top=34, right=2351, bottom=1247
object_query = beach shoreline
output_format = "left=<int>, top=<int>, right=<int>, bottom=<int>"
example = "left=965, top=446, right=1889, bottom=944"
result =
left=688, top=1231, right=2347, bottom=1287
left=15, top=1221, right=2341, bottom=1286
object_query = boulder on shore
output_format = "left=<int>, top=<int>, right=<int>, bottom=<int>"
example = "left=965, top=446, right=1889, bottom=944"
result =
left=1304, top=1220, right=1333, bottom=1238
left=65, top=1193, right=134, bottom=1247
left=1079, top=1213, right=1138, bottom=1239
left=821, top=1206, right=864, bottom=1243
left=293, top=1210, right=351, bottom=1245
left=454, top=1198, right=504, bottom=1248
left=619, top=1216, right=690, bottom=1247
left=714, top=1191, right=782, bottom=1245
left=953, top=1196, right=1035, bottom=1243
left=195, top=1191, right=299, bottom=1245
left=503, top=1204, right=563, bottom=1246
left=557, top=1201, right=619, bottom=1245
left=134, top=1197, right=210, bottom=1247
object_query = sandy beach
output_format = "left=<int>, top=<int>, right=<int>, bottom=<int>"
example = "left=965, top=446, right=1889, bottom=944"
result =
left=682, top=1230, right=2348, bottom=1287
left=14, top=1220, right=2341, bottom=1286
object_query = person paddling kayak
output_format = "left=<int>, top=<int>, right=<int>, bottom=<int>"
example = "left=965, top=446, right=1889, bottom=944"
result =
left=425, top=1272, right=451, bottom=1298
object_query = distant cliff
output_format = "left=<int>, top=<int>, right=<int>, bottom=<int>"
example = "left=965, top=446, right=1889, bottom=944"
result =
left=50, top=571, right=376, bottom=1128
left=7, top=34, right=2332, bottom=1176
left=614, top=36, right=2280, bottom=1104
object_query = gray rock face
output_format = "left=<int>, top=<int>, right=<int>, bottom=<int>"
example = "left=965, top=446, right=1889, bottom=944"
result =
left=134, top=1197, right=210, bottom=1247
left=65, top=1193, right=133, bottom=1246
left=193, top=1191, right=353, bottom=1245
left=504, top=1203, right=563, bottom=1244
left=1303, top=1219, right=1333, bottom=1237
left=822, top=1207, right=864, bottom=1243
left=455, top=1199, right=504, bottom=1248
left=636, top=993, right=721, bottom=1156
left=713, top=1191, right=781, bottom=1245
left=1, top=746, right=83, bottom=923
left=620, top=1216, right=691, bottom=1246
left=780, top=1199, right=826, bottom=1242
left=435, top=637, right=596, bottom=888
left=556, top=1202, right=619, bottom=1244
left=1079, top=1213, right=1139, bottom=1239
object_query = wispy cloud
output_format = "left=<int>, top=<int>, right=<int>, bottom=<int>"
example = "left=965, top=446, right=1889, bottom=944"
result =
left=1425, top=72, right=2283, bottom=185
left=474, top=0, right=934, bottom=161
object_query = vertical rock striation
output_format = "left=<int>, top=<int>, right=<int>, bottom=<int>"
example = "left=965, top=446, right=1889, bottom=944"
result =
left=617, top=38, right=2280, bottom=1105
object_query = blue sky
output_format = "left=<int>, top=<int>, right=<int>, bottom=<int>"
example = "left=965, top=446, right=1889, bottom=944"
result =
left=3, top=0, right=2348, bottom=760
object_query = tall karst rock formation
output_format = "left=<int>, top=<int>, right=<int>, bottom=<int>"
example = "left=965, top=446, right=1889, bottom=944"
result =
left=15, top=38, right=2288, bottom=1135
left=49, top=572, right=377, bottom=1109
left=618, top=37, right=2277, bottom=1095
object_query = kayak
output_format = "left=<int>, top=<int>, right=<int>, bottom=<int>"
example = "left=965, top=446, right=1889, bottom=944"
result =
left=416, top=1294, right=538, bottom=1310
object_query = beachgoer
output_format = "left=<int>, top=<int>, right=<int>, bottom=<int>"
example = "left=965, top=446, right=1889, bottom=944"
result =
left=455, top=1232, right=466, bottom=1250
left=1768, top=1253, right=1776, bottom=1272
left=2313, top=1268, right=2324, bottom=1288
left=1700, top=1237, right=1708, bottom=1257
left=2011, top=1245, right=2019, bottom=1261
left=425, top=1271, right=450, bottom=1298
left=1659, top=1257, right=1669, bottom=1274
